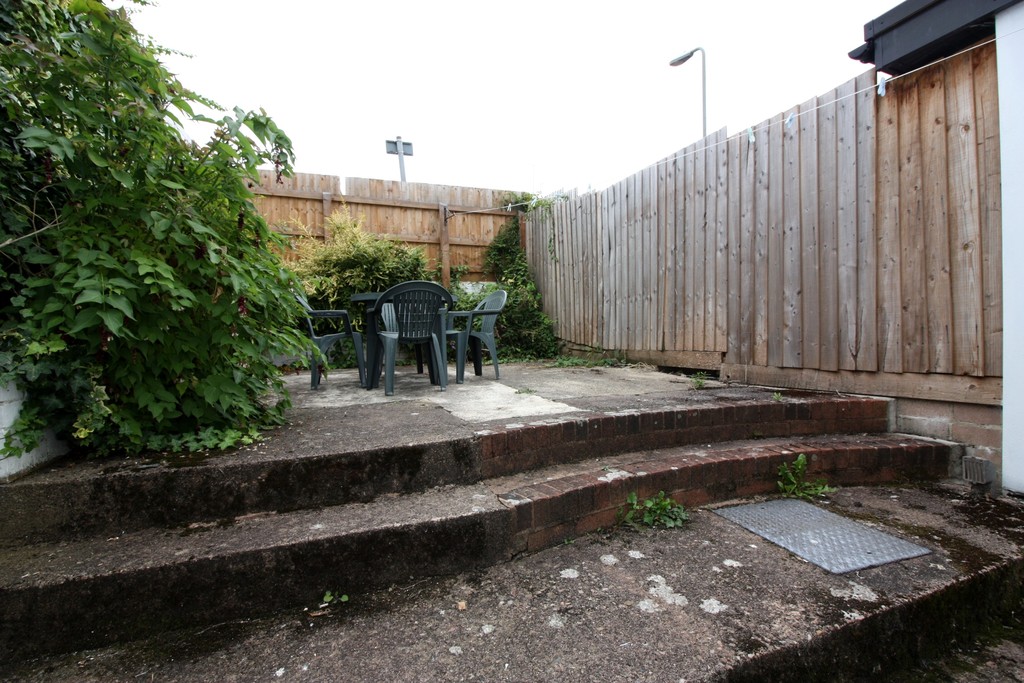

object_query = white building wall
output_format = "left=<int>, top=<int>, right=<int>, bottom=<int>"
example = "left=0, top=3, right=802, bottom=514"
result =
left=999, top=3, right=1024, bottom=493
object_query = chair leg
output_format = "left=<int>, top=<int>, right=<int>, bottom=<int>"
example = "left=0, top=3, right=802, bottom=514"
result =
left=351, top=332, right=366, bottom=388
left=469, top=337, right=484, bottom=377
left=431, top=334, right=447, bottom=391
left=382, top=339, right=397, bottom=397
left=482, top=335, right=500, bottom=379
left=469, top=334, right=500, bottom=379
left=309, top=352, right=321, bottom=390
left=455, top=331, right=469, bottom=383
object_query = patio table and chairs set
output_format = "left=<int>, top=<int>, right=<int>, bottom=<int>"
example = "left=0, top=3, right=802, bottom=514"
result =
left=296, top=280, right=507, bottom=396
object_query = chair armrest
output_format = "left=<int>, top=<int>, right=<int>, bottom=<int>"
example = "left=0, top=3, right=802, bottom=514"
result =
left=444, top=310, right=473, bottom=332
left=307, top=309, right=352, bottom=319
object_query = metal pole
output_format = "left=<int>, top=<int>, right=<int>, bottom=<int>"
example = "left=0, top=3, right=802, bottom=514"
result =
left=396, top=136, right=407, bottom=183
left=669, top=47, right=707, bottom=139
left=698, top=48, right=706, bottom=139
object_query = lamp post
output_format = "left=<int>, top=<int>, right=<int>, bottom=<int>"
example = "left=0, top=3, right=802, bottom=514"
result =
left=669, top=47, right=706, bottom=139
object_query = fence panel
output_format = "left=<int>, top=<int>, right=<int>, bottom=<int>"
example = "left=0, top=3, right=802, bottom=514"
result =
left=524, top=42, right=1001, bottom=396
left=254, top=174, right=516, bottom=281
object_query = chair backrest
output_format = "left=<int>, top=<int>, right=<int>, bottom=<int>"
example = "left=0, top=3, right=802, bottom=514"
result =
left=376, top=281, right=453, bottom=342
left=294, top=292, right=318, bottom=337
left=474, top=290, right=507, bottom=334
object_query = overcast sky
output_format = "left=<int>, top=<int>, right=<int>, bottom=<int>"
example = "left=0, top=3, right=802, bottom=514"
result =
left=118, top=0, right=898, bottom=196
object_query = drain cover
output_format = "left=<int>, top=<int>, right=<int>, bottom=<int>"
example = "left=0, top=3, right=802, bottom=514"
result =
left=715, top=499, right=930, bottom=574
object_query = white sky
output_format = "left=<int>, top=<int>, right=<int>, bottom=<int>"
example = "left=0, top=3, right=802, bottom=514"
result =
left=118, top=0, right=898, bottom=196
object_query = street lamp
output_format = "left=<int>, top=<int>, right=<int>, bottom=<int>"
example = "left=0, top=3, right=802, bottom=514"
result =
left=669, top=47, right=706, bottom=139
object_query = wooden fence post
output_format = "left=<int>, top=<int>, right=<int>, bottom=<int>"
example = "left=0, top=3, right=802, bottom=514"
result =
left=322, top=192, right=332, bottom=239
left=438, top=203, right=451, bottom=288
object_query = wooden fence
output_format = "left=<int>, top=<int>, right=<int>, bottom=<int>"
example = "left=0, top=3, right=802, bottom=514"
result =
left=254, top=173, right=518, bottom=283
left=525, top=42, right=1001, bottom=404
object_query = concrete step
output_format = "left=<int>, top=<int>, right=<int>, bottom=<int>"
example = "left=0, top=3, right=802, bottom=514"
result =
left=13, top=483, right=1018, bottom=682
left=0, top=394, right=892, bottom=547
left=0, top=433, right=952, bottom=664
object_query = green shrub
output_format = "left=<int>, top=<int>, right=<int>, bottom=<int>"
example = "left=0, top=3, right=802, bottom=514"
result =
left=0, top=1, right=309, bottom=457
left=288, top=206, right=430, bottom=329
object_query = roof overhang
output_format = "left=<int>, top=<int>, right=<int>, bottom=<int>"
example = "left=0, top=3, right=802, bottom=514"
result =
left=849, top=0, right=1019, bottom=75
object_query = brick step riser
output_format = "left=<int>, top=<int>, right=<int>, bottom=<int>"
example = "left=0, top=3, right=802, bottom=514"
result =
left=0, top=509, right=513, bottom=664
left=503, top=440, right=952, bottom=554
left=0, top=438, right=950, bottom=664
left=0, top=397, right=891, bottom=547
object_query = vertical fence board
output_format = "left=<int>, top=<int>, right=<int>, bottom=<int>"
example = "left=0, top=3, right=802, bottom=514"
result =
left=688, top=143, right=704, bottom=350
left=836, top=77, right=858, bottom=370
left=674, top=148, right=689, bottom=352
left=819, top=88, right=841, bottom=372
left=920, top=69, right=954, bottom=373
left=716, top=130, right=730, bottom=352
left=973, top=44, right=1002, bottom=377
left=767, top=113, right=786, bottom=368
left=800, top=97, right=822, bottom=369
left=603, top=186, right=615, bottom=349
left=783, top=107, right=803, bottom=367
left=727, top=134, right=744, bottom=365
left=898, top=78, right=928, bottom=372
left=754, top=118, right=772, bottom=367
left=855, top=70, right=879, bottom=372
left=659, top=153, right=675, bottom=348
left=644, top=165, right=657, bottom=350
left=945, top=52, right=984, bottom=376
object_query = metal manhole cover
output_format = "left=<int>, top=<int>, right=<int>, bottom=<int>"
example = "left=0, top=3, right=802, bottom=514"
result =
left=715, top=499, right=930, bottom=574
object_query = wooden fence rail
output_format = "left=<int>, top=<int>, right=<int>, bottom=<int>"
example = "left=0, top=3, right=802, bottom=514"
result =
left=525, top=43, right=1001, bottom=404
left=254, top=173, right=517, bottom=283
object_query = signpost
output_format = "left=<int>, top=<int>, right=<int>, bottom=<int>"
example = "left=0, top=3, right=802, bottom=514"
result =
left=385, top=136, right=413, bottom=182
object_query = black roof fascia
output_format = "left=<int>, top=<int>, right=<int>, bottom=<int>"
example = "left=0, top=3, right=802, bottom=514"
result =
left=849, top=0, right=1019, bottom=75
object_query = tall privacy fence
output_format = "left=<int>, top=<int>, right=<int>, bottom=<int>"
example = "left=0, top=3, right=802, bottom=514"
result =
left=525, top=43, right=1001, bottom=405
left=253, top=173, right=518, bottom=283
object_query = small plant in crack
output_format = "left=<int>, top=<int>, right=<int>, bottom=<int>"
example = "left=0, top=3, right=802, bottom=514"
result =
left=777, top=453, right=836, bottom=500
left=320, top=590, right=349, bottom=608
left=618, top=491, right=690, bottom=529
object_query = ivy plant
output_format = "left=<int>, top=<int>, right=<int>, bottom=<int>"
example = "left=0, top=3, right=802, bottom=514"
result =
left=481, top=196, right=560, bottom=360
left=0, top=0, right=309, bottom=457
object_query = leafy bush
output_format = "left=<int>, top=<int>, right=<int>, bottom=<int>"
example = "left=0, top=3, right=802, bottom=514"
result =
left=0, top=1, right=309, bottom=457
left=482, top=204, right=559, bottom=360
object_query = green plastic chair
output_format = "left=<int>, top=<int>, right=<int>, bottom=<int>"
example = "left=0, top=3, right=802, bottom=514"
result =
left=375, top=281, right=453, bottom=396
left=296, top=293, right=365, bottom=390
left=445, top=289, right=507, bottom=384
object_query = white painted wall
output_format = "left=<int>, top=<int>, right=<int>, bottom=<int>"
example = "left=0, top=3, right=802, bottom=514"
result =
left=999, top=3, right=1024, bottom=493
left=0, top=384, right=68, bottom=482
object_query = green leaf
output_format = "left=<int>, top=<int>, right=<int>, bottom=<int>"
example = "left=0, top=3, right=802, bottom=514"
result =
left=97, top=309, right=125, bottom=336
left=106, top=295, right=135, bottom=319
left=74, top=290, right=104, bottom=305
left=109, top=168, right=135, bottom=189
left=86, top=147, right=109, bottom=167
left=159, top=179, right=186, bottom=190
